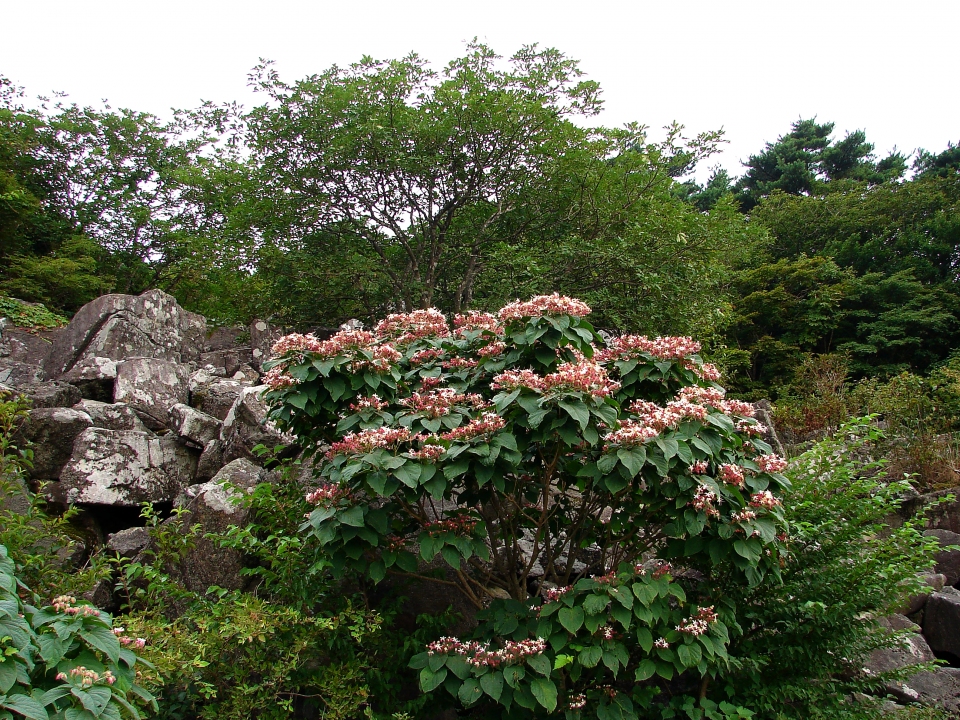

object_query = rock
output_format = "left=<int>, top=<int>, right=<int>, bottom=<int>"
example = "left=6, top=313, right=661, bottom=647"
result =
left=59, top=356, right=119, bottom=402
left=900, top=668, right=960, bottom=714
left=171, top=458, right=268, bottom=592
left=13, top=407, right=93, bottom=479
left=82, top=579, right=116, bottom=612
left=220, top=385, right=296, bottom=463
left=44, top=290, right=206, bottom=379
left=191, top=378, right=243, bottom=421
left=203, top=326, right=247, bottom=353
left=0, top=360, right=45, bottom=387
left=196, top=439, right=224, bottom=482
left=197, top=347, right=254, bottom=378
left=60, top=429, right=199, bottom=506
left=0, top=473, right=32, bottom=516
left=249, top=319, right=282, bottom=369
left=0, top=326, right=59, bottom=366
left=170, top=403, right=222, bottom=448
left=113, top=358, right=189, bottom=430
left=14, top=381, right=81, bottom=409
left=230, top=364, right=260, bottom=384
left=901, top=573, right=947, bottom=615
left=924, top=529, right=960, bottom=585
left=922, top=591, right=960, bottom=657
left=73, top=400, right=149, bottom=432
left=752, top=400, right=786, bottom=457
left=106, top=527, right=151, bottom=558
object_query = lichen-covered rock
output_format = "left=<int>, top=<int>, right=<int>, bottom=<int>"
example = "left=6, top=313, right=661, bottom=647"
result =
left=922, top=591, right=960, bottom=657
left=114, top=358, right=189, bottom=430
left=60, top=356, right=119, bottom=402
left=203, top=326, right=247, bottom=353
left=73, top=400, right=149, bottom=432
left=0, top=473, right=32, bottom=516
left=924, top=528, right=960, bottom=586
left=901, top=573, right=947, bottom=615
left=191, top=378, right=244, bottom=421
left=14, top=381, right=82, bottom=409
left=249, top=319, right=282, bottom=369
left=0, top=360, right=44, bottom=387
left=897, top=668, right=960, bottom=714
left=106, top=527, right=151, bottom=558
left=171, top=458, right=268, bottom=591
left=60, top=428, right=199, bottom=505
left=195, top=439, right=224, bottom=482
left=44, top=290, right=205, bottom=379
left=198, top=347, right=254, bottom=378
left=220, top=385, right=296, bottom=463
left=0, top=326, right=59, bottom=366
left=13, top=407, right=93, bottom=479
left=170, top=403, right=222, bottom=448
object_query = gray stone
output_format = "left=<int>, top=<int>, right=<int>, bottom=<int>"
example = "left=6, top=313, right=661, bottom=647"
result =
left=924, top=529, right=960, bottom=585
left=230, top=363, right=260, bottom=384
left=44, top=290, right=206, bottom=379
left=60, top=428, right=198, bottom=506
left=15, top=381, right=81, bottom=409
left=203, top=326, right=247, bottom=353
left=196, top=439, right=224, bottom=482
left=197, top=347, right=254, bottom=378
left=171, top=458, right=268, bottom=591
left=922, top=591, right=960, bottom=657
left=0, top=473, right=32, bottom=516
left=249, top=319, right=282, bottom=369
left=0, top=326, right=59, bottom=366
left=13, top=407, right=93, bottom=479
left=901, top=668, right=960, bottom=714
left=106, top=527, right=151, bottom=558
left=0, top=360, right=44, bottom=387
left=114, top=358, right=189, bottom=430
left=901, top=573, right=947, bottom=615
left=170, top=403, right=222, bottom=448
left=220, top=385, right=296, bottom=463
left=73, top=400, right=149, bottom=432
left=191, top=378, right=243, bottom=421
left=60, top=356, right=119, bottom=402
left=752, top=400, right=786, bottom=458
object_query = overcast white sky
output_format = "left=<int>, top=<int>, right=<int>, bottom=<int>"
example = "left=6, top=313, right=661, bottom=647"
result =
left=2, top=0, right=957, bottom=180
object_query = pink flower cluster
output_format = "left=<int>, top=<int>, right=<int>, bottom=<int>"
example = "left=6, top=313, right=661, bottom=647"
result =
left=653, top=638, right=670, bottom=650
left=498, top=294, right=592, bottom=320
left=270, top=333, right=327, bottom=356
left=598, top=625, right=617, bottom=640
left=410, top=348, right=445, bottom=365
left=719, top=463, right=745, bottom=487
left=604, top=420, right=659, bottom=447
left=305, top=484, right=352, bottom=506
left=454, top=311, right=503, bottom=335
left=350, top=395, right=389, bottom=412
left=694, top=363, right=722, bottom=381
left=441, top=412, right=506, bottom=442
left=477, top=341, right=506, bottom=357
left=491, top=368, right=545, bottom=392
left=568, top=693, right=587, bottom=710
left=679, top=387, right=756, bottom=418
left=628, top=398, right=707, bottom=431
left=598, top=335, right=701, bottom=362
left=327, top=426, right=412, bottom=458
left=400, top=388, right=485, bottom=418
left=494, top=361, right=619, bottom=399
left=756, top=454, right=788, bottom=473
left=426, top=636, right=547, bottom=668
left=750, top=490, right=781, bottom=510
left=263, top=365, right=298, bottom=390
left=423, top=513, right=478, bottom=537
left=690, top=485, right=721, bottom=518
left=355, top=344, right=403, bottom=373
left=409, top=443, right=445, bottom=462
left=737, top=419, right=768, bottom=436
left=442, top=357, right=479, bottom=370
left=57, top=667, right=115, bottom=688
left=52, top=596, right=98, bottom=616
left=731, top=509, right=757, bottom=523
left=420, top=376, right=444, bottom=390
left=273, top=329, right=378, bottom=361
left=690, top=460, right=709, bottom=474
left=113, top=628, right=147, bottom=648
left=543, top=585, right=572, bottom=603
left=375, top=309, right=450, bottom=344
left=677, top=606, right=719, bottom=636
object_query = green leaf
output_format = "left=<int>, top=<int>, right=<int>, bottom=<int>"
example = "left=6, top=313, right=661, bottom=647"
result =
left=579, top=646, right=601, bottom=668
left=558, top=607, right=584, bottom=633
left=1, top=694, right=49, bottom=720
left=526, top=653, right=551, bottom=677
left=73, top=686, right=112, bottom=716
left=558, top=399, right=590, bottom=431
left=530, top=677, right=558, bottom=712
left=635, top=659, right=657, bottom=681
left=597, top=453, right=618, bottom=474
left=616, top=448, right=646, bottom=477
left=78, top=625, right=121, bottom=664
left=503, top=666, right=525, bottom=688
left=458, top=678, right=483, bottom=706
left=393, top=463, right=422, bottom=488
left=338, top=505, right=365, bottom=527
left=419, top=666, right=447, bottom=692
left=480, top=670, right=504, bottom=700
left=0, top=662, right=16, bottom=694
left=583, top=594, right=610, bottom=616
left=636, top=627, right=653, bottom=653
left=656, top=436, right=679, bottom=459
left=368, top=559, right=386, bottom=583
left=440, top=546, right=462, bottom=570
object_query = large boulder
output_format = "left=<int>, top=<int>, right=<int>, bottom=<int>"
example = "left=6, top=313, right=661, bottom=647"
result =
left=59, top=357, right=119, bottom=402
left=899, top=668, right=960, bottom=714
left=13, top=407, right=93, bottom=479
left=190, top=377, right=245, bottom=421
left=60, top=428, right=199, bottom=506
left=106, top=527, right=151, bottom=558
left=0, top=360, right=44, bottom=387
left=44, top=290, right=205, bottom=379
left=170, top=403, right=222, bottom=448
left=113, top=358, right=189, bottom=430
left=220, top=385, right=296, bottom=463
left=922, top=591, right=960, bottom=657
left=14, top=381, right=81, bottom=409
left=203, top=326, right=248, bottom=353
left=171, top=458, right=268, bottom=592
left=0, top=325, right=59, bottom=366
left=73, top=400, right=149, bottom=432
left=924, top=529, right=960, bottom=586
left=198, top=348, right=255, bottom=378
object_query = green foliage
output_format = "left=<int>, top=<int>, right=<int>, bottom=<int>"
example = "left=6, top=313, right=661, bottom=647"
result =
left=718, top=420, right=942, bottom=719
left=266, top=298, right=789, bottom=717
left=0, top=297, right=66, bottom=330
left=0, top=544, right=157, bottom=720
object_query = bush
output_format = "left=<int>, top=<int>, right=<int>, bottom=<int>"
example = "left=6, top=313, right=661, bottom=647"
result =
left=264, top=295, right=790, bottom=718
left=719, top=419, right=944, bottom=719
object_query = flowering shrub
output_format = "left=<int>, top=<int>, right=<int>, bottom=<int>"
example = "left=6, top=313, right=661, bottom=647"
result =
left=0, top=544, right=156, bottom=720
left=264, top=294, right=788, bottom=717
